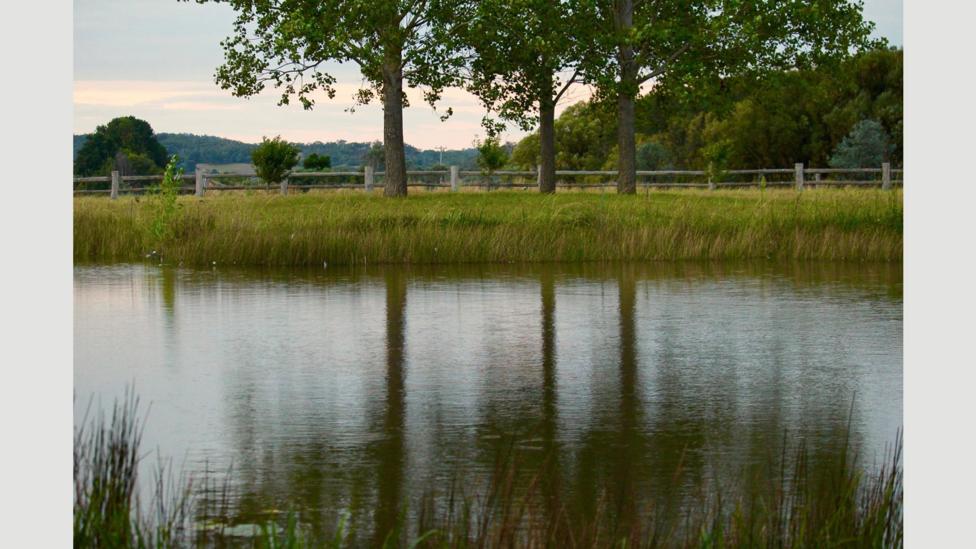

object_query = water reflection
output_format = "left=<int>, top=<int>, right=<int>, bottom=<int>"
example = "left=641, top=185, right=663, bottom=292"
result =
left=73, top=261, right=902, bottom=538
left=374, top=269, right=407, bottom=545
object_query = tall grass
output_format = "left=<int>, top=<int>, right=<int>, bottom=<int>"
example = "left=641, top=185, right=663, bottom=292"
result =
left=73, top=189, right=902, bottom=266
left=75, top=395, right=902, bottom=548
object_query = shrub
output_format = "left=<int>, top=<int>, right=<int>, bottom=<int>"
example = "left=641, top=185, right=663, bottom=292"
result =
left=252, top=136, right=300, bottom=185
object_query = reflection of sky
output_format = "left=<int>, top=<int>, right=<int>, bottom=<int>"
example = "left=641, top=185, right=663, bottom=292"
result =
left=73, top=0, right=902, bottom=149
left=74, top=263, right=902, bottom=537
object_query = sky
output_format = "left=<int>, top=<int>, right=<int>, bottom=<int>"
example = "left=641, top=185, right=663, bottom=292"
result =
left=73, top=0, right=903, bottom=149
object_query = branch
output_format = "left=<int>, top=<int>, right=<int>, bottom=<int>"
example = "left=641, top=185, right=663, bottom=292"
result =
left=638, top=42, right=693, bottom=84
left=554, top=68, right=582, bottom=102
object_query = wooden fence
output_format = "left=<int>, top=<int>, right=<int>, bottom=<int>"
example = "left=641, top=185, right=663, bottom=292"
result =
left=73, top=162, right=903, bottom=198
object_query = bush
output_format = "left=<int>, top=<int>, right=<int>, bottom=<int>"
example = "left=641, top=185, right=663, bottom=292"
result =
left=252, top=136, right=300, bottom=185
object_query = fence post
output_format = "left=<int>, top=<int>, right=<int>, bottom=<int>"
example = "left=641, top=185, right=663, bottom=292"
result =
left=450, top=165, right=459, bottom=192
left=280, top=176, right=288, bottom=195
left=195, top=171, right=205, bottom=197
left=536, top=165, right=541, bottom=188
left=110, top=170, right=120, bottom=200
left=364, top=166, right=374, bottom=193
left=794, top=163, right=804, bottom=191
left=882, top=162, right=891, bottom=191
left=815, top=173, right=821, bottom=186
left=708, top=175, right=715, bottom=191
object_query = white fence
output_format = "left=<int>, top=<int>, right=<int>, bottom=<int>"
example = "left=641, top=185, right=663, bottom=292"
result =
left=73, top=162, right=903, bottom=198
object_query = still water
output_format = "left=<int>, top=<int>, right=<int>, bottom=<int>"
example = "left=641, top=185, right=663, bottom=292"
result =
left=74, top=262, right=902, bottom=537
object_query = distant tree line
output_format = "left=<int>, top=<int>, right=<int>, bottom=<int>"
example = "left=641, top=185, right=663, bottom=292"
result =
left=74, top=131, right=482, bottom=175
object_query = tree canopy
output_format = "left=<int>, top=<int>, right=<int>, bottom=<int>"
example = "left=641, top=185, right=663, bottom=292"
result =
left=189, top=0, right=465, bottom=196
left=74, top=116, right=169, bottom=176
left=576, top=0, right=880, bottom=192
left=251, top=136, right=300, bottom=185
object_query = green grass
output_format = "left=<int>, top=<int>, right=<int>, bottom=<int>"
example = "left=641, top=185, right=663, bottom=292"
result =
left=74, top=189, right=902, bottom=266
left=75, top=393, right=903, bottom=548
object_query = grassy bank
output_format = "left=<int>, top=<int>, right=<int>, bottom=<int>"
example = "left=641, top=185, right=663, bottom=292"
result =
left=74, top=189, right=902, bottom=266
left=76, top=394, right=902, bottom=548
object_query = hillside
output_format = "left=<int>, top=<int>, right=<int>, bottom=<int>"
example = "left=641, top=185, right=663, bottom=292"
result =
left=73, top=133, right=480, bottom=173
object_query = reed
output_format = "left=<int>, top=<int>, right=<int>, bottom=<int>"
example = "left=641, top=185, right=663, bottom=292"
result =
left=74, top=189, right=902, bottom=266
left=75, top=395, right=902, bottom=548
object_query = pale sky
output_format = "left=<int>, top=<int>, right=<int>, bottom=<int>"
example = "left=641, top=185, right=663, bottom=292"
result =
left=73, top=0, right=903, bottom=149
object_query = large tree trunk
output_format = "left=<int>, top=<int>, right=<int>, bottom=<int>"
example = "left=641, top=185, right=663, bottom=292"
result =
left=615, top=0, right=638, bottom=195
left=617, top=92, right=637, bottom=194
left=382, top=50, right=408, bottom=197
left=539, top=98, right=557, bottom=194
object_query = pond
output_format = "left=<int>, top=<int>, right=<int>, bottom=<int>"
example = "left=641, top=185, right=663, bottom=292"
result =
left=74, top=261, right=902, bottom=540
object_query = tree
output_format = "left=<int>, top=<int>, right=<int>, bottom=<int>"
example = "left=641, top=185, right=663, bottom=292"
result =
left=303, top=153, right=332, bottom=171
left=189, top=0, right=463, bottom=196
left=453, top=0, right=591, bottom=192
left=579, top=0, right=878, bottom=193
left=252, top=136, right=300, bottom=189
left=74, top=116, right=169, bottom=176
left=475, top=136, right=509, bottom=173
left=829, top=119, right=892, bottom=168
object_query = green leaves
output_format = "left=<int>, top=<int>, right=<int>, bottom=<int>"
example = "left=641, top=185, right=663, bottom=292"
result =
left=252, top=136, right=300, bottom=184
left=196, top=1, right=465, bottom=112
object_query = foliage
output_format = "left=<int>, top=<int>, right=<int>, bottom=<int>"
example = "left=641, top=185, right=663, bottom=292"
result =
left=452, top=0, right=591, bottom=133
left=509, top=48, right=903, bottom=170
left=636, top=139, right=673, bottom=171
left=475, top=137, right=509, bottom=174
left=145, top=156, right=184, bottom=250
left=190, top=0, right=466, bottom=195
left=251, top=136, right=300, bottom=185
left=74, top=116, right=169, bottom=176
left=302, top=152, right=332, bottom=171
left=156, top=133, right=256, bottom=172
left=195, top=0, right=461, bottom=113
left=510, top=102, right=617, bottom=170
left=829, top=119, right=893, bottom=168
left=579, top=0, right=880, bottom=101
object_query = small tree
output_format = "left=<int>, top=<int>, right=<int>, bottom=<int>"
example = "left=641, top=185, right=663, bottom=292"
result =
left=303, top=153, right=331, bottom=171
left=475, top=137, right=509, bottom=190
left=145, top=155, right=183, bottom=253
left=251, top=136, right=299, bottom=189
left=829, top=119, right=893, bottom=168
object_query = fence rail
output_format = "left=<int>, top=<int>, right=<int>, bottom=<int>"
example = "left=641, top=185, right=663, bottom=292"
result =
left=73, top=163, right=903, bottom=198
